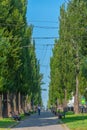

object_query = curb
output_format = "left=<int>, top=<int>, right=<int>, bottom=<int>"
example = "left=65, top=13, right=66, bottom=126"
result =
left=8, top=121, right=20, bottom=128
left=58, top=119, right=70, bottom=130
left=8, top=115, right=30, bottom=129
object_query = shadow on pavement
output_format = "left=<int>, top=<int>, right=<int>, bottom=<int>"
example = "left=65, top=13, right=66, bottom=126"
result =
left=14, top=111, right=60, bottom=128
left=0, top=112, right=60, bottom=128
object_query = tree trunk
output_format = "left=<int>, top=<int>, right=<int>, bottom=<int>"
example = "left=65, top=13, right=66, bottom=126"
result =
left=13, top=93, right=16, bottom=112
left=3, top=92, right=11, bottom=117
left=7, top=92, right=11, bottom=117
left=63, top=89, right=67, bottom=110
left=10, top=93, right=16, bottom=113
left=0, top=93, right=2, bottom=118
left=18, top=92, right=21, bottom=113
left=20, top=94, right=24, bottom=112
left=74, top=75, right=79, bottom=114
left=10, top=93, right=14, bottom=112
left=24, top=96, right=27, bottom=111
left=16, top=92, right=18, bottom=112
left=74, top=45, right=79, bottom=114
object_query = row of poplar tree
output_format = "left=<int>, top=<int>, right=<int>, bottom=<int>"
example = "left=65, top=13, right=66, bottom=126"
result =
left=49, top=0, right=87, bottom=114
left=0, top=0, right=42, bottom=117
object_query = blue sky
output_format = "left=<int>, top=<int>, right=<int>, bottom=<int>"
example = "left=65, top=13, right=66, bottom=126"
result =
left=26, top=0, right=66, bottom=108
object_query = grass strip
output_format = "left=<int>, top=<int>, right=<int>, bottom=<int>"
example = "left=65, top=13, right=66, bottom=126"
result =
left=0, top=118, right=16, bottom=129
left=0, top=113, right=31, bottom=130
left=62, top=112, right=87, bottom=130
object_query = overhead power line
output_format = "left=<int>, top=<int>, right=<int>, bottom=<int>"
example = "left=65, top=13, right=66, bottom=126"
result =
left=36, top=43, right=54, bottom=46
left=41, top=45, right=48, bottom=65
left=33, top=25, right=58, bottom=29
left=21, top=44, right=54, bottom=48
left=0, top=22, right=25, bottom=26
left=0, top=18, right=58, bottom=23
left=0, top=23, right=87, bottom=31
left=27, top=20, right=58, bottom=24
left=0, top=23, right=58, bottom=29
left=0, top=37, right=58, bottom=40
left=32, top=37, right=58, bottom=39
left=1, top=35, right=87, bottom=41
left=0, top=19, right=58, bottom=24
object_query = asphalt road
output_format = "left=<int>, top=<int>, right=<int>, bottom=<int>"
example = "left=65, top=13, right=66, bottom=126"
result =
left=11, top=111, right=68, bottom=130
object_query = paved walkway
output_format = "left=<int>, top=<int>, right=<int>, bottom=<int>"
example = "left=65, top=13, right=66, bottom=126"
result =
left=11, top=111, right=68, bottom=130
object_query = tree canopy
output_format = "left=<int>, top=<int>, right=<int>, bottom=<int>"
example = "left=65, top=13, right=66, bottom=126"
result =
left=49, top=0, right=87, bottom=113
left=0, top=0, right=42, bottom=107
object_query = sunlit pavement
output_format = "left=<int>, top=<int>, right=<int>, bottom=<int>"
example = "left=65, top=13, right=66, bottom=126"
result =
left=11, top=111, right=67, bottom=130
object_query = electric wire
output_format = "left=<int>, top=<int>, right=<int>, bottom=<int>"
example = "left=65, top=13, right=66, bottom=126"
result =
left=0, top=18, right=58, bottom=24
left=33, top=25, right=58, bottom=29
left=41, top=45, right=48, bottom=65
left=28, top=20, right=58, bottom=23
left=1, top=35, right=87, bottom=41
left=0, top=22, right=87, bottom=31
left=0, top=37, right=58, bottom=40
left=0, top=23, right=58, bottom=29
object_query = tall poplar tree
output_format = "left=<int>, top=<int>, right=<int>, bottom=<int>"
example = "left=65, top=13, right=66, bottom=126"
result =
left=0, top=0, right=42, bottom=117
left=49, top=0, right=87, bottom=114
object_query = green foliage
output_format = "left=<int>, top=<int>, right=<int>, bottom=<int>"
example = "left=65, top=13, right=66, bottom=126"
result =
left=0, top=0, right=42, bottom=105
left=81, top=58, right=87, bottom=78
left=0, top=118, right=16, bottom=128
left=62, top=113, right=87, bottom=130
left=49, top=0, right=87, bottom=108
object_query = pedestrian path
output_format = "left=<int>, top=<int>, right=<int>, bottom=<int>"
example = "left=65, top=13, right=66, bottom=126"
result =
left=11, top=111, right=68, bottom=130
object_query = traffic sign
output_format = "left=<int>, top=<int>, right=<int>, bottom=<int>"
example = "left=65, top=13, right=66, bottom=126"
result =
left=81, top=97, right=86, bottom=105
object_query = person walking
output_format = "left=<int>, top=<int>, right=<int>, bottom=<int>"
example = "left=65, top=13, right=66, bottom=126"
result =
left=38, top=105, right=41, bottom=115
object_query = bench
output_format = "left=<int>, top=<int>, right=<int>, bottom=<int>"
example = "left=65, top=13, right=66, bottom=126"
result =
left=58, top=112, right=65, bottom=119
left=24, top=110, right=30, bottom=116
left=10, top=111, right=21, bottom=121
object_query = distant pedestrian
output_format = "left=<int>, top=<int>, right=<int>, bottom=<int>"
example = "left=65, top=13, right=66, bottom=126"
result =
left=38, top=105, right=41, bottom=115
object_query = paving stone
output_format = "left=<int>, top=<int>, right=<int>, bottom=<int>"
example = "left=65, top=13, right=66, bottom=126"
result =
left=11, top=111, right=68, bottom=130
